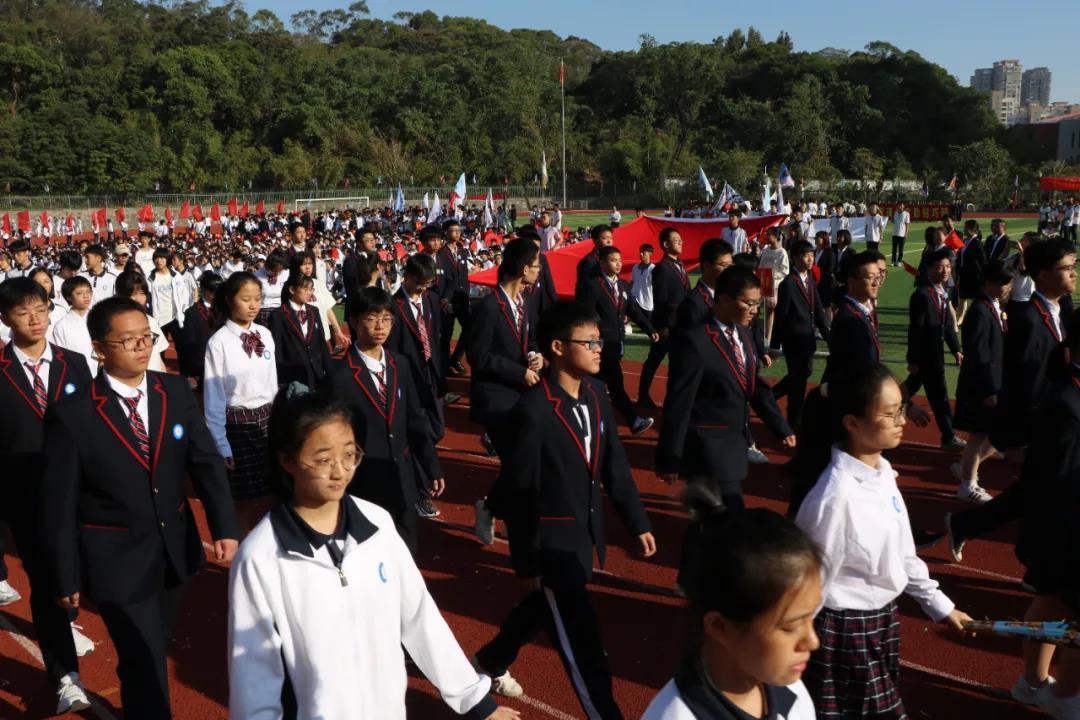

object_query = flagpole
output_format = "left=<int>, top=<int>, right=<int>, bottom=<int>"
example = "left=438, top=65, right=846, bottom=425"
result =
left=560, top=58, right=567, bottom=208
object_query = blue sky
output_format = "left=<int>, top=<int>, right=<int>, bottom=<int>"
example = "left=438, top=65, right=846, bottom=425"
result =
left=249, top=0, right=1079, bottom=103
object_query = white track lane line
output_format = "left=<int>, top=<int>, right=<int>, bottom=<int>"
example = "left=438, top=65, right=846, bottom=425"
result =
left=900, top=659, right=1011, bottom=699
left=0, top=612, right=120, bottom=720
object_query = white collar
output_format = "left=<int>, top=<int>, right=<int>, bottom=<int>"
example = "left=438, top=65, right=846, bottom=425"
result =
left=1034, top=291, right=1061, bottom=316
left=844, top=295, right=874, bottom=316
left=105, top=371, right=148, bottom=400
left=830, top=445, right=895, bottom=485
left=225, top=319, right=260, bottom=338
left=289, top=300, right=306, bottom=313
left=355, top=345, right=386, bottom=374
left=12, top=342, right=52, bottom=368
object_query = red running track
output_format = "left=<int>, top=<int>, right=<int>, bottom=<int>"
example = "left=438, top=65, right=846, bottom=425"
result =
left=0, top=360, right=1048, bottom=719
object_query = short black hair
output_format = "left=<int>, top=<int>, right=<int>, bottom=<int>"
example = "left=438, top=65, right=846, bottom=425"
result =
left=598, top=245, right=621, bottom=261
left=926, top=248, right=952, bottom=267
left=87, top=296, right=147, bottom=343
left=0, top=277, right=48, bottom=314
left=715, top=266, right=759, bottom=298
left=115, top=270, right=150, bottom=299
left=345, top=286, right=394, bottom=323
left=265, top=249, right=288, bottom=272
left=8, top=240, right=28, bottom=254
left=442, top=219, right=460, bottom=232
left=58, top=251, right=82, bottom=273
left=699, top=238, right=734, bottom=265
left=659, top=227, right=679, bottom=247
left=285, top=273, right=315, bottom=292
left=152, top=248, right=172, bottom=261
left=199, top=271, right=223, bottom=293
left=403, top=252, right=437, bottom=281
left=515, top=224, right=541, bottom=241
left=1025, top=238, right=1074, bottom=278
left=981, top=259, right=1015, bottom=285
left=843, top=250, right=880, bottom=283
left=537, top=300, right=599, bottom=361
left=639, top=243, right=654, bottom=254
left=84, top=244, right=107, bottom=260
left=497, top=237, right=539, bottom=282
left=213, top=270, right=261, bottom=319
left=60, top=276, right=91, bottom=302
left=791, top=240, right=814, bottom=256
left=419, top=225, right=443, bottom=244
left=590, top=224, right=612, bottom=242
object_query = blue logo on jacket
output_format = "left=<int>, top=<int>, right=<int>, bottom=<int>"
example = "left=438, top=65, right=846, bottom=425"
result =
left=173, top=423, right=185, bottom=440
left=378, top=562, right=387, bottom=583
left=64, top=383, right=76, bottom=395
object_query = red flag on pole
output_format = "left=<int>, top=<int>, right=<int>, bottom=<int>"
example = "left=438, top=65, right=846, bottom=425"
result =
left=255, top=200, right=265, bottom=216
left=193, top=205, right=204, bottom=222
left=944, top=229, right=964, bottom=251
left=139, top=204, right=154, bottom=223
left=96, top=208, right=106, bottom=227
left=179, top=200, right=191, bottom=219
left=902, top=261, right=918, bottom=276
left=165, top=207, right=173, bottom=224
left=276, top=200, right=285, bottom=214
left=115, top=207, right=125, bottom=223
left=227, top=197, right=237, bottom=217
left=1, top=214, right=10, bottom=235
left=40, top=211, right=49, bottom=227
left=239, top=202, right=249, bottom=219
left=16, top=211, right=30, bottom=232
left=65, top=213, right=74, bottom=228
left=210, top=203, right=221, bottom=222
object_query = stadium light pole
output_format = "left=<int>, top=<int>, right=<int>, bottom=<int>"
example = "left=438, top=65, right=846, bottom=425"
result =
left=560, top=58, right=567, bottom=208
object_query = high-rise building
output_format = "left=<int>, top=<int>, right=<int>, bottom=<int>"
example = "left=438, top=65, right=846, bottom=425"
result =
left=970, top=59, right=1027, bottom=125
left=1022, top=67, right=1052, bottom=107
left=971, top=68, right=993, bottom=93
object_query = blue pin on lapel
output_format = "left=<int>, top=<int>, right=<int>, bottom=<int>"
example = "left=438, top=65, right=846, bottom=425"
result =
left=64, top=383, right=76, bottom=395
left=173, top=423, right=185, bottom=440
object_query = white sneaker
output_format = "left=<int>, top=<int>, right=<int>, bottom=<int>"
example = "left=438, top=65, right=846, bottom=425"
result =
left=56, top=672, right=91, bottom=714
left=71, top=623, right=95, bottom=657
left=1036, top=680, right=1080, bottom=720
left=1013, top=675, right=1055, bottom=705
left=0, top=579, right=21, bottom=606
left=471, top=655, right=524, bottom=698
left=957, top=484, right=993, bottom=504
left=747, top=445, right=769, bottom=464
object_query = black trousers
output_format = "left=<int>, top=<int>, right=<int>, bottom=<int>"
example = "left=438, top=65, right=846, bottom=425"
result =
left=97, top=580, right=188, bottom=720
left=448, top=294, right=471, bottom=365
left=3, top=509, right=78, bottom=682
left=637, top=333, right=672, bottom=404
left=437, top=304, right=456, bottom=378
left=598, top=343, right=636, bottom=426
left=952, top=479, right=1025, bottom=542
left=0, top=528, right=7, bottom=582
left=772, top=347, right=814, bottom=428
left=1067, top=225, right=1078, bottom=242
left=482, top=410, right=520, bottom=520
left=476, top=585, right=623, bottom=720
left=891, top=236, right=906, bottom=264
left=903, top=364, right=955, bottom=442
left=677, top=485, right=745, bottom=590
left=866, top=240, right=880, bottom=252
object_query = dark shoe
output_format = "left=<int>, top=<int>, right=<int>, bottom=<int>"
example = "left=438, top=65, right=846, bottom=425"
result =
left=941, top=436, right=968, bottom=451
left=638, top=396, right=658, bottom=410
left=443, top=392, right=461, bottom=405
left=480, top=432, right=497, bottom=457
left=415, top=495, right=440, bottom=518
left=474, top=499, right=495, bottom=545
left=913, top=528, right=945, bottom=550
left=944, top=512, right=966, bottom=562
left=630, top=417, right=655, bottom=435
left=449, top=362, right=467, bottom=377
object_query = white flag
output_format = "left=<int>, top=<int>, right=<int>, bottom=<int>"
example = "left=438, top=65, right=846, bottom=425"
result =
left=698, top=166, right=713, bottom=198
left=427, top=192, right=442, bottom=224
left=422, top=192, right=430, bottom=211
left=541, top=151, right=549, bottom=190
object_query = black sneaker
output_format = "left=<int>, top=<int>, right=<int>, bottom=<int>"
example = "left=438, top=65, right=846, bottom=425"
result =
left=914, top=528, right=945, bottom=550
left=630, top=417, right=655, bottom=435
left=449, top=362, right=468, bottom=377
left=416, top=495, right=440, bottom=518
left=443, top=392, right=462, bottom=405
left=941, top=436, right=967, bottom=451
left=480, top=433, right=498, bottom=457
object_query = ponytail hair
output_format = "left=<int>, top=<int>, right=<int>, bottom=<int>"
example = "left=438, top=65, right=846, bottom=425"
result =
left=787, top=363, right=898, bottom=515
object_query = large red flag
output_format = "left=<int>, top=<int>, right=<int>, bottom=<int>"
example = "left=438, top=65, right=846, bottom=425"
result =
left=115, top=207, right=125, bottom=223
left=65, top=213, right=74, bottom=228
left=210, top=203, right=221, bottom=222
left=139, top=204, right=154, bottom=223
left=179, top=200, right=191, bottom=219
left=255, top=200, right=265, bottom=216
left=276, top=200, right=285, bottom=214
left=16, top=210, right=30, bottom=232
left=192, top=205, right=204, bottom=222
left=165, top=207, right=173, bottom=224
left=96, top=208, right=107, bottom=227
left=227, top=197, right=237, bottom=217
left=40, top=211, right=49, bottom=226
left=944, top=229, right=964, bottom=251
left=1, top=214, right=10, bottom=235
left=239, top=202, right=249, bottom=219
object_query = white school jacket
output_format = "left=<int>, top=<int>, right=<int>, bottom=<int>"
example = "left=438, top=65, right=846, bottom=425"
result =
left=228, top=497, right=497, bottom=720
left=642, top=676, right=816, bottom=720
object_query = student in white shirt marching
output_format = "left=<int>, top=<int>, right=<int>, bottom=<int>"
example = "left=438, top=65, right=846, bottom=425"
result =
left=79, top=244, right=116, bottom=307
left=792, top=364, right=971, bottom=720
left=204, top=271, right=278, bottom=527
left=757, top=227, right=789, bottom=346
left=52, top=277, right=98, bottom=376
left=228, top=388, right=518, bottom=720
left=643, top=501, right=820, bottom=720
left=133, top=231, right=156, bottom=275
left=255, top=249, right=289, bottom=326
left=865, top=204, right=887, bottom=252
left=890, top=202, right=910, bottom=267
left=631, top=243, right=656, bottom=321
left=28, top=269, right=65, bottom=343
left=721, top=211, right=749, bottom=255
left=147, top=248, right=196, bottom=340
left=113, top=271, right=170, bottom=373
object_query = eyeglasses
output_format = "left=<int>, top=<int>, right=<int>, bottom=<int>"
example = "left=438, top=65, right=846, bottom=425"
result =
left=102, top=332, right=160, bottom=351
left=858, top=274, right=885, bottom=286
left=737, top=298, right=762, bottom=311
left=1054, top=263, right=1077, bottom=273
left=565, top=338, right=604, bottom=351
left=297, top=444, right=364, bottom=478
left=361, top=314, right=394, bottom=328
left=876, top=404, right=908, bottom=426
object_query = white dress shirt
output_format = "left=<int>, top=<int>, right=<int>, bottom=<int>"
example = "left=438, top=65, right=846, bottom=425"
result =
left=720, top=226, right=748, bottom=254
left=1034, top=291, right=1062, bottom=339
left=795, top=446, right=955, bottom=621
left=630, top=262, right=654, bottom=311
left=203, top=320, right=278, bottom=457
left=12, top=342, right=52, bottom=391
left=257, top=269, right=289, bottom=310
left=80, top=269, right=116, bottom=307
left=715, top=319, right=744, bottom=358
left=105, top=371, right=149, bottom=429
left=289, top=300, right=310, bottom=336
left=51, top=309, right=97, bottom=376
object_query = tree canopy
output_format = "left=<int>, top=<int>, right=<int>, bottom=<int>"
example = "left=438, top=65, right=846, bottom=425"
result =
left=0, top=0, right=1010, bottom=195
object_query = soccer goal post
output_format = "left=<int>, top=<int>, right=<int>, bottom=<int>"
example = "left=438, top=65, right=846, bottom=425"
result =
left=294, top=196, right=371, bottom=212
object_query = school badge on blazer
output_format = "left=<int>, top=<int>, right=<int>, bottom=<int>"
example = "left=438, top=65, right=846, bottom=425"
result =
left=173, top=423, right=185, bottom=440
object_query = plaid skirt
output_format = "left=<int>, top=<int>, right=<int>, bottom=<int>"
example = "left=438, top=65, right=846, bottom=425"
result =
left=803, top=603, right=906, bottom=720
left=225, top=403, right=273, bottom=501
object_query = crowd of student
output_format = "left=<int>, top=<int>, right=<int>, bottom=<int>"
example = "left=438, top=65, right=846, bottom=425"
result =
left=0, top=200, right=1077, bottom=720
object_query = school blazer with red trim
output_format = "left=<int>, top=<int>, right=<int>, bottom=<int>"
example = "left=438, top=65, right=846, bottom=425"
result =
left=998, top=295, right=1069, bottom=429
left=467, top=289, right=536, bottom=424
left=501, top=376, right=650, bottom=588
left=0, top=344, right=91, bottom=488
left=40, top=371, right=239, bottom=604
left=268, top=303, right=332, bottom=388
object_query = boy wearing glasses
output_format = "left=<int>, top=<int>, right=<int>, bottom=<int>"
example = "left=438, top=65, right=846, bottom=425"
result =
left=474, top=300, right=656, bottom=713
left=657, top=267, right=793, bottom=568
left=322, top=286, right=443, bottom=554
left=0, top=278, right=94, bottom=713
left=40, top=296, right=239, bottom=720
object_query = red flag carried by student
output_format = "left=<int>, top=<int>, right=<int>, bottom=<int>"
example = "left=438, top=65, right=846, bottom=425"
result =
left=239, top=202, right=249, bottom=219
left=115, top=207, right=125, bottom=223
left=276, top=200, right=285, bottom=214
left=165, top=207, right=173, bottom=224
left=902, top=261, right=918, bottom=276
left=944, top=229, right=964, bottom=251
left=227, top=197, right=237, bottom=217
left=1, top=213, right=10, bottom=235
left=255, top=200, right=265, bottom=216
left=65, top=213, right=74, bottom=228
left=16, top=210, right=30, bottom=232
left=138, top=204, right=154, bottom=223
left=40, top=211, right=49, bottom=227
left=179, top=200, right=191, bottom=219
left=96, top=208, right=107, bottom=227
left=210, top=203, right=221, bottom=222
left=193, top=204, right=204, bottom=222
